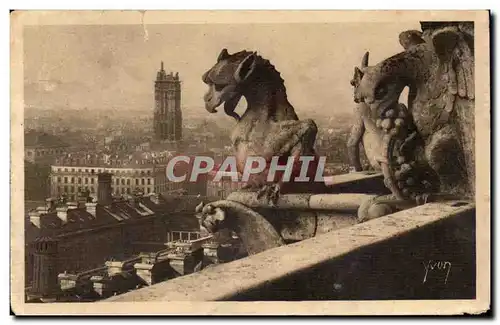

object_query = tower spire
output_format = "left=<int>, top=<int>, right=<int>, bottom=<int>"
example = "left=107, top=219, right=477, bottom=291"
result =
left=161, top=61, right=164, bottom=71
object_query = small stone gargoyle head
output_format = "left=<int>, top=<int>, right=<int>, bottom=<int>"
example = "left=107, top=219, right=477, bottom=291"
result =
left=352, top=51, right=410, bottom=118
left=195, top=201, right=227, bottom=235
left=201, top=49, right=260, bottom=121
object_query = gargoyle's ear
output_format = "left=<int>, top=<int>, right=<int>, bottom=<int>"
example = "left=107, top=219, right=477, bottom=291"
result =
left=350, top=67, right=361, bottom=87
left=234, top=52, right=257, bottom=83
left=361, top=51, right=369, bottom=68
left=217, top=48, right=230, bottom=62
left=353, top=67, right=364, bottom=83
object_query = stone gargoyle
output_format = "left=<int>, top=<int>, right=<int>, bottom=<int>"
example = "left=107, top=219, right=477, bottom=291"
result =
left=351, top=22, right=475, bottom=220
left=201, top=49, right=327, bottom=204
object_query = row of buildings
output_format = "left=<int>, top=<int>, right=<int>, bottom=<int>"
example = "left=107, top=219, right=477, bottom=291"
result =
left=25, top=171, right=235, bottom=301
left=47, top=148, right=243, bottom=201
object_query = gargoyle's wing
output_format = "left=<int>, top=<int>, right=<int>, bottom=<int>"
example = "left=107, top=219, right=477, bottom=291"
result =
left=432, top=24, right=475, bottom=100
left=430, top=24, right=474, bottom=125
left=399, top=30, right=425, bottom=50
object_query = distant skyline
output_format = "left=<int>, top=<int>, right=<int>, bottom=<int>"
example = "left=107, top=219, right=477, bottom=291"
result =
left=24, top=22, right=419, bottom=119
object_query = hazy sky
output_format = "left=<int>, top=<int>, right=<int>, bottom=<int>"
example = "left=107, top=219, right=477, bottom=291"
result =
left=24, top=22, right=420, bottom=118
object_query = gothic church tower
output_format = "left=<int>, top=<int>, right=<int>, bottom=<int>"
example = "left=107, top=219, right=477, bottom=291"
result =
left=154, top=62, right=182, bottom=142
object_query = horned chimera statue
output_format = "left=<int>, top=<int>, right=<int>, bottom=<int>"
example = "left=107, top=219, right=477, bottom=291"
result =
left=201, top=49, right=325, bottom=203
left=195, top=49, right=325, bottom=254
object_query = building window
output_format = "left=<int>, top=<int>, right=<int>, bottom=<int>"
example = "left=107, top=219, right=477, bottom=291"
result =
left=91, top=178, right=95, bottom=184
left=64, top=177, right=68, bottom=183
left=78, top=177, right=82, bottom=184
left=71, top=168, right=75, bottom=172
left=146, top=187, right=150, bottom=194
left=127, top=179, right=130, bottom=185
left=116, top=178, right=120, bottom=185
left=64, top=185, right=68, bottom=193
left=57, top=177, right=62, bottom=183
left=71, top=186, right=75, bottom=193
left=84, top=177, right=88, bottom=184
left=90, top=187, right=95, bottom=193
left=135, top=179, right=139, bottom=185
left=127, top=188, right=131, bottom=194
left=57, top=186, right=61, bottom=193
left=121, top=179, right=125, bottom=185
left=71, top=177, right=75, bottom=184
left=141, top=178, right=145, bottom=185
left=64, top=168, right=68, bottom=172
left=121, top=188, right=125, bottom=194
left=147, top=178, right=151, bottom=185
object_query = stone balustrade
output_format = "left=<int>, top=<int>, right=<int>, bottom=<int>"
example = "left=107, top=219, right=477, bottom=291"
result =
left=105, top=200, right=475, bottom=302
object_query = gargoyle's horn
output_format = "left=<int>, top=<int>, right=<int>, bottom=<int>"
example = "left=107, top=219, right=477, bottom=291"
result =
left=195, top=201, right=205, bottom=213
left=361, top=51, right=369, bottom=68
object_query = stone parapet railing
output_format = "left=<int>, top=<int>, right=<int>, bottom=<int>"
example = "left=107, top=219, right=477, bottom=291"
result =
left=105, top=200, right=475, bottom=302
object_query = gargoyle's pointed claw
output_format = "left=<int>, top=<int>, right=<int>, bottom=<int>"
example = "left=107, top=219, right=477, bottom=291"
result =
left=256, top=184, right=281, bottom=206
left=270, top=186, right=280, bottom=206
left=256, top=186, right=267, bottom=200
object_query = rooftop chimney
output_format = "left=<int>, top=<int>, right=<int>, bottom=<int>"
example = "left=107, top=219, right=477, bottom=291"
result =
left=29, top=211, right=41, bottom=228
left=149, top=193, right=160, bottom=205
left=85, top=202, right=97, bottom=218
left=56, top=206, right=69, bottom=224
left=29, top=206, right=49, bottom=228
left=97, top=172, right=113, bottom=206
left=45, top=198, right=56, bottom=212
left=67, top=202, right=78, bottom=210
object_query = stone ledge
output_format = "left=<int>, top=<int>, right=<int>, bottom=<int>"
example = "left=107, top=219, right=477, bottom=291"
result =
left=105, top=200, right=474, bottom=302
left=226, top=192, right=377, bottom=211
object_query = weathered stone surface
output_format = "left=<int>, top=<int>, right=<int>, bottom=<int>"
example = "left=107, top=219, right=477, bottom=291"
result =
left=105, top=201, right=474, bottom=302
left=226, top=192, right=312, bottom=209
left=315, top=213, right=357, bottom=235
left=309, top=194, right=376, bottom=211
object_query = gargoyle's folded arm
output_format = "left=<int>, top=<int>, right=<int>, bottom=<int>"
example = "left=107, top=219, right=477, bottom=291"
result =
left=347, top=113, right=365, bottom=172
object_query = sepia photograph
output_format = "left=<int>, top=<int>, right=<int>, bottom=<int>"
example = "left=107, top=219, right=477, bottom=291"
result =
left=9, top=10, right=490, bottom=315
